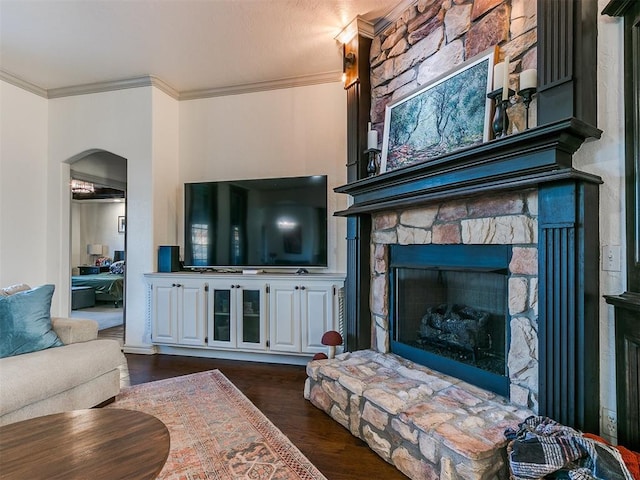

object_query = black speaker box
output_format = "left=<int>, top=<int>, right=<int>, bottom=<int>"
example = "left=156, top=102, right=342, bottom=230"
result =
left=158, top=246, right=180, bottom=272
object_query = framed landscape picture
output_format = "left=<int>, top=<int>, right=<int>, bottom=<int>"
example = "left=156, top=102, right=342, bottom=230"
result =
left=380, top=47, right=496, bottom=173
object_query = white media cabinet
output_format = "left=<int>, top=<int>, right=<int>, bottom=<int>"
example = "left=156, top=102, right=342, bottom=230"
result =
left=145, top=272, right=345, bottom=364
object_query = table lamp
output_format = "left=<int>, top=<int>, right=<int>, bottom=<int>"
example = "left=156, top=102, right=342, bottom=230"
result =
left=87, top=244, right=103, bottom=265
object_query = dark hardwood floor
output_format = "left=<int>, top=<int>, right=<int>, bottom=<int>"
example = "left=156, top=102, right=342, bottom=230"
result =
left=98, top=325, right=124, bottom=345
left=125, top=353, right=408, bottom=480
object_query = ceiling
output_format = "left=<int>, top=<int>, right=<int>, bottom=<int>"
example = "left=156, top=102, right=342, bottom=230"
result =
left=0, top=0, right=405, bottom=97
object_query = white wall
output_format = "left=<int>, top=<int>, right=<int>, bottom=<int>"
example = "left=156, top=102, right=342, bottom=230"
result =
left=179, top=82, right=348, bottom=273
left=48, top=87, right=156, bottom=351
left=151, top=88, right=181, bottom=253
left=0, top=81, right=49, bottom=288
left=574, top=2, right=626, bottom=440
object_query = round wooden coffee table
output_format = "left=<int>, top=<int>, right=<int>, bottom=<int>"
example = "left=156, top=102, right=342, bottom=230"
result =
left=0, top=409, right=170, bottom=479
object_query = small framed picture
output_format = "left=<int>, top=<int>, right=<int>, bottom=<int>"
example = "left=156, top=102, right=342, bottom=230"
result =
left=118, top=216, right=126, bottom=233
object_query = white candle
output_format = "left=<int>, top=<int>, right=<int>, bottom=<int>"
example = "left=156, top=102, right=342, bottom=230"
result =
left=493, top=62, right=504, bottom=90
left=520, top=69, right=537, bottom=90
left=367, top=124, right=378, bottom=150
left=502, top=56, right=510, bottom=100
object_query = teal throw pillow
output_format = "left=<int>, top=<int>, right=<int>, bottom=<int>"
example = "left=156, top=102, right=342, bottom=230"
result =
left=0, top=284, right=63, bottom=358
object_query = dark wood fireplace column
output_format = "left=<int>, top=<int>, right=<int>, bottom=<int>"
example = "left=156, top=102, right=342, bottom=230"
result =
left=538, top=180, right=601, bottom=433
left=340, top=18, right=374, bottom=352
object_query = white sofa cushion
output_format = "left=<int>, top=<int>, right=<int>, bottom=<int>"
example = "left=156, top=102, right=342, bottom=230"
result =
left=52, top=317, right=98, bottom=344
left=0, top=284, right=31, bottom=296
left=0, top=339, right=124, bottom=417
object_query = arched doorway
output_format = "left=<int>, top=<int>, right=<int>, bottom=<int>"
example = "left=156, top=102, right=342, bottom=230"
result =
left=68, top=150, right=127, bottom=344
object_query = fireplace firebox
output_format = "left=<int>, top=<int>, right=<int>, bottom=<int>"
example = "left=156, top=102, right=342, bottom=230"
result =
left=389, top=244, right=511, bottom=396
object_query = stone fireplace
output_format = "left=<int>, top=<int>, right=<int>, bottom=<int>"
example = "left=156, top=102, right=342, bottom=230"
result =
left=370, top=191, right=539, bottom=409
left=305, top=119, right=602, bottom=479
left=334, top=118, right=601, bottom=428
left=306, top=125, right=601, bottom=479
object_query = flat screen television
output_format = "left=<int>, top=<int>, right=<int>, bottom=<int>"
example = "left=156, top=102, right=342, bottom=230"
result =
left=184, top=175, right=328, bottom=269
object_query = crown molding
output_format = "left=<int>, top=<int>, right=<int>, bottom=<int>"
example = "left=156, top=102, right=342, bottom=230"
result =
left=335, top=0, right=416, bottom=43
left=0, top=70, right=48, bottom=98
left=335, top=16, right=375, bottom=43
left=178, top=71, right=342, bottom=100
left=1, top=69, right=341, bottom=101
left=148, top=76, right=181, bottom=99
left=47, top=75, right=180, bottom=99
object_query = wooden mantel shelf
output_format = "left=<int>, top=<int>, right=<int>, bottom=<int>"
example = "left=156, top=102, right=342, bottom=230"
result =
left=334, top=117, right=602, bottom=216
left=605, top=291, right=640, bottom=311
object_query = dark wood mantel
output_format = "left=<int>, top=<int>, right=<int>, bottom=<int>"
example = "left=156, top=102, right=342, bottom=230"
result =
left=335, top=117, right=602, bottom=216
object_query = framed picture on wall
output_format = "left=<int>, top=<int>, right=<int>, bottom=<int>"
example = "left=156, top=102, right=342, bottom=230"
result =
left=118, top=216, right=125, bottom=233
left=380, top=46, right=497, bottom=173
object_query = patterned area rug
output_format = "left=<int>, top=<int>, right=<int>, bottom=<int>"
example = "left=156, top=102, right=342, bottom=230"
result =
left=106, top=370, right=327, bottom=480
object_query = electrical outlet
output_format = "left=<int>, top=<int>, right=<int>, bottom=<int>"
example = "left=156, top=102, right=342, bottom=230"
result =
left=603, top=408, right=617, bottom=438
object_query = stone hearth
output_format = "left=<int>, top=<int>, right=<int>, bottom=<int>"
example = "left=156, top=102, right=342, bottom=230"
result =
left=305, top=350, right=533, bottom=480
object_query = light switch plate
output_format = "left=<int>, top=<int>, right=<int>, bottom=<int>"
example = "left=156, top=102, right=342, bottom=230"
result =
left=602, top=245, right=621, bottom=272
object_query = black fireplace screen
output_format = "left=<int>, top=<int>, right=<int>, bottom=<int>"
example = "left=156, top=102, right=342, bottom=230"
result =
left=394, top=268, right=507, bottom=375
left=389, top=244, right=511, bottom=396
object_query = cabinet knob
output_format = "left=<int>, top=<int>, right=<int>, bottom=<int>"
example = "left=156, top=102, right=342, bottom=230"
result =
left=235, top=284, right=241, bottom=288
left=231, top=285, right=235, bottom=289
left=295, top=286, right=299, bottom=290
left=301, top=286, right=306, bottom=290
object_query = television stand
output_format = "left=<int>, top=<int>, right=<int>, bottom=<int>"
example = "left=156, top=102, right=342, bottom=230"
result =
left=145, top=271, right=345, bottom=364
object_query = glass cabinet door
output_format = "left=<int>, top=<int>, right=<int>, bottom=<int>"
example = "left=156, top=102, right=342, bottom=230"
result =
left=238, top=288, right=265, bottom=349
left=208, top=282, right=265, bottom=350
left=211, top=288, right=233, bottom=345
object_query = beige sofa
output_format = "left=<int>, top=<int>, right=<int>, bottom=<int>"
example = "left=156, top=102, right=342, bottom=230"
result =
left=0, top=317, right=125, bottom=426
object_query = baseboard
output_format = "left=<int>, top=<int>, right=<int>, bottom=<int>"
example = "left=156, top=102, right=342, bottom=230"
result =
left=123, top=344, right=157, bottom=355
left=154, top=345, right=311, bottom=365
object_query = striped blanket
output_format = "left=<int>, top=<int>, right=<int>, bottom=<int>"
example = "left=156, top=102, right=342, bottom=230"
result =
left=505, top=416, right=635, bottom=480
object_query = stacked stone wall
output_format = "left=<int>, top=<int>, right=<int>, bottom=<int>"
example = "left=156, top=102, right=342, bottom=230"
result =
left=369, top=0, right=537, bottom=140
